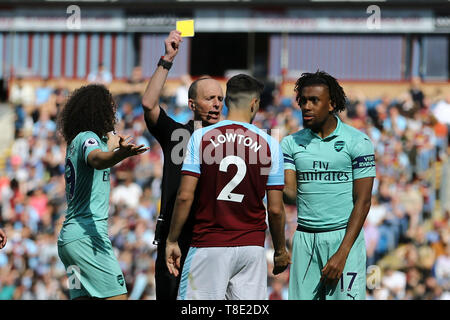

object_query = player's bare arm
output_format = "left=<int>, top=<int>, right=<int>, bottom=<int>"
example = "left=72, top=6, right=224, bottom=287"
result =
left=141, top=30, right=182, bottom=126
left=283, top=169, right=297, bottom=205
left=87, top=134, right=149, bottom=170
left=267, top=189, right=291, bottom=275
left=0, top=228, right=7, bottom=249
left=166, top=174, right=199, bottom=277
left=320, top=176, right=374, bottom=285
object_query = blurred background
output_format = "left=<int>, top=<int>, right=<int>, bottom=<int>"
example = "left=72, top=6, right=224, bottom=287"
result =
left=0, top=0, right=449, bottom=300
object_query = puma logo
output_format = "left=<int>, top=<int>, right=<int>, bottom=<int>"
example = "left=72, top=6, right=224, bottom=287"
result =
left=347, top=293, right=356, bottom=300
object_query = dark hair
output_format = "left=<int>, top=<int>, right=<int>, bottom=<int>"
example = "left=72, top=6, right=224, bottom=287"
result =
left=225, top=74, right=264, bottom=106
left=295, top=70, right=346, bottom=113
left=57, top=84, right=117, bottom=144
left=188, top=76, right=212, bottom=100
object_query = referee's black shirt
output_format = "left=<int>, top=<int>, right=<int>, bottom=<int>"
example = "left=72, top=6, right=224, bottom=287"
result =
left=144, top=105, right=195, bottom=246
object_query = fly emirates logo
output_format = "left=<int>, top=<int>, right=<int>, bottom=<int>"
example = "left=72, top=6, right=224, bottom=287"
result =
left=298, top=160, right=350, bottom=182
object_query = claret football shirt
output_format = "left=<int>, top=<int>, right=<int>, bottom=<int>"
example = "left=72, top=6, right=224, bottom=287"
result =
left=181, top=120, right=284, bottom=247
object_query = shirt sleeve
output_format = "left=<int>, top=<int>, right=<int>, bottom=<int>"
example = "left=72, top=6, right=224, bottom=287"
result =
left=281, top=136, right=296, bottom=171
left=350, top=134, right=376, bottom=180
left=145, top=106, right=183, bottom=149
left=81, top=132, right=102, bottom=165
left=181, top=129, right=201, bottom=177
left=266, top=137, right=285, bottom=190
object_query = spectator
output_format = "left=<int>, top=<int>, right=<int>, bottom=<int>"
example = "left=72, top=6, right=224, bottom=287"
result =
left=432, top=94, right=450, bottom=127
left=434, top=243, right=450, bottom=289
left=117, top=66, right=146, bottom=112
left=268, top=277, right=288, bottom=300
left=381, top=266, right=407, bottom=299
left=111, top=171, right=143, bottom=210
left=52, top=78, right=70, bottom=121
left=1, top=74, right=449, bottom=300
left=87, top=63, right=113, bottom=85
left=32, top=110, right=56, bottom=139
left=34, top=78, right=53, bottom=110
left=174, top=74, right=191, bottom=109
left=9, top=77, right=35, bottom=115
left=364, top=218, right=380, bottom=267
left=409, top=76, right=425, bottom=110
left=383, top=105, right=407, bottom=137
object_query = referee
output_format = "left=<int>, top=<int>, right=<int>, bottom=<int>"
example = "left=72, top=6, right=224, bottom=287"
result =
left=141, top=30, right=224, bottom=300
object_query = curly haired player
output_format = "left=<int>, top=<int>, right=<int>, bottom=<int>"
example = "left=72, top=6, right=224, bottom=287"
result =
left=57, top=84, right=148, bottom=300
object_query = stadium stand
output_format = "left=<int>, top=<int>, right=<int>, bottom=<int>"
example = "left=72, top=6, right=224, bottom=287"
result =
left=0, top=75, right=448, bottom=300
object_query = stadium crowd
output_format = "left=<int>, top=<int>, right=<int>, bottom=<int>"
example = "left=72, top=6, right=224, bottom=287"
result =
left=0, top=70, right=449, bottom=300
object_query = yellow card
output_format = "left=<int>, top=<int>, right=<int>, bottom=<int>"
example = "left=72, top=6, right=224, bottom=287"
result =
left=176, top=19, right=195, bottom=37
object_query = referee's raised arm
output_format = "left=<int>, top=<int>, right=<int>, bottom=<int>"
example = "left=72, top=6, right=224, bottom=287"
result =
left=141, top=30, right=182, bottom=126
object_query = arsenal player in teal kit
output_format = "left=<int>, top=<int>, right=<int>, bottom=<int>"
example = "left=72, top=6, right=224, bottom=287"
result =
left=282, top=71, right=375, bottom=300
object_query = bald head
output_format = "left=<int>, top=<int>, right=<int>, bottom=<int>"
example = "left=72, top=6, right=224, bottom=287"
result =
left=189, top=76, right=216, bottom=100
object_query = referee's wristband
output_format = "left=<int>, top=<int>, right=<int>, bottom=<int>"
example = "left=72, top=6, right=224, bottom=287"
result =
left=158, top=56, right=173, bottom=71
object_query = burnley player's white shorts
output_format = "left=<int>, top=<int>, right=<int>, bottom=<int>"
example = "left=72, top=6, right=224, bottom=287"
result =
left=177, top=246, right=267, bottom=300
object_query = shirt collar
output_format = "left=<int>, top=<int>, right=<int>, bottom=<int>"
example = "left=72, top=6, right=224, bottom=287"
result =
left=308, top=115, right=342, bottom=141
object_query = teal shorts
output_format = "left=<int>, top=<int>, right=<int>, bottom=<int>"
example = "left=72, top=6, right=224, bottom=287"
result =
left=288, top=228, right=366, bottom=300
left=58, top=236, right=127, bottom=299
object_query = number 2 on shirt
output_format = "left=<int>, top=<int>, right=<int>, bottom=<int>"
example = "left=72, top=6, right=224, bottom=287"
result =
left=217, top=155, right=246, bottom=203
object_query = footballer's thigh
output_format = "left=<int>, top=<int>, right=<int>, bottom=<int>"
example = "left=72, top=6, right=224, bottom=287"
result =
left=226, top=246, right=267, bottom=300
left=178, top=247, right=233, bottom=300
left=321, top=229, right=367, bottom=300
left=58, top=235, right=127, bottom=299
left=288, top=231, right=323, bottom=300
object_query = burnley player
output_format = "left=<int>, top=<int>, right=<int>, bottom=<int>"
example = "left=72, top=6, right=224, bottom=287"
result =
left=141, top=30, right=224, bottom=300
left=165, top=74, right=291, bottom=300
left=281, top=71, right=375, bottom=300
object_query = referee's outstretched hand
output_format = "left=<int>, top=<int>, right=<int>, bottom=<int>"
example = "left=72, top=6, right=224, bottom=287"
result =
left=273, top=249, right=291, bottom=275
